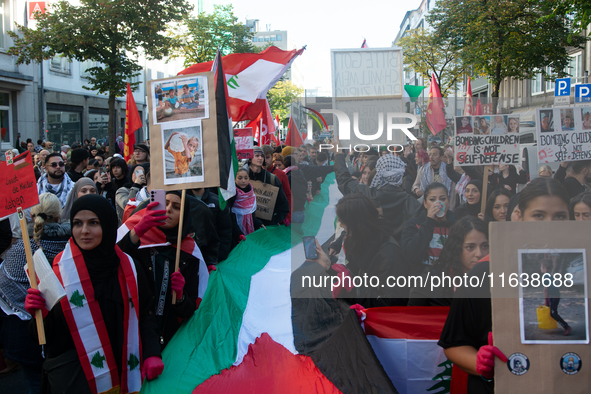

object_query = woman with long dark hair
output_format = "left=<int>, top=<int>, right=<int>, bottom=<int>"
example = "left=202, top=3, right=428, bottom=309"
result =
left=409, top=217, right=489, bottom=306
left=483, top=188, right=512, bottom=223
left=312, top=193, right=410, bottom=307
left=24, top=195, right=163, bottom=393
left=401, top=182, right=456, bottom=277
left=570, top=191, right=591, bottom=220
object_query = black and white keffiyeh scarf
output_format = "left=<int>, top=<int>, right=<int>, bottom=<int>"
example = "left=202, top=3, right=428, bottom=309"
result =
left=370, top=155, right=406, bottom=189
left=37, top=173, right=74, bottom=207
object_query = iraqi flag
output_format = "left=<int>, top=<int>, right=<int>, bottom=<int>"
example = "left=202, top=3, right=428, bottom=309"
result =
left=140, top=174, right=397, bottom=393
left=178, top=46, right=305, bottom=122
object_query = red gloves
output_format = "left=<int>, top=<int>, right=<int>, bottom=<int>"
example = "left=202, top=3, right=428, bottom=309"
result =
left=476, top=332, right=508, bottom=379
left=170, top=270, right=185, bottom=300
left=134, top=202, right=167, bottom=237
left=25, top=288, right=48, bottom=318
left=349, top=304, right=365, bottom=324
left=239, top=234, right=246, bottom=242
left=141, top=356, right=164, bottom=381
left=282, top=218, right=291, bottom=227
left=207, top=265, right=217, bottom=274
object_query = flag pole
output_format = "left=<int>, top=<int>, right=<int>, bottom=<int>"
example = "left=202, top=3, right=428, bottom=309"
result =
left=172, top=189, right=186, bottom=305
left=18, top=208, right=46, bottom=344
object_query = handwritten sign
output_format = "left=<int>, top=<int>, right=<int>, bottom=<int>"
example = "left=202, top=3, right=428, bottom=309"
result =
left=536, top=107, right=591, bottom=163
left=234, top=127, right=254, bottom=160
left=250, top=180, right=279, bottom=222
left=0, top=151, right=39, bottom=220
left=454, top=115, right=520, bottom=166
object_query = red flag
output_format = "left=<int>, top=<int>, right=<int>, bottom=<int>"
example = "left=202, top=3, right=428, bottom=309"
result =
left=426, top=74, right=447, bottom=136
left=246, top=100, right=275, bottom=146
left=463, top=77, right=473, bottom=116
left=124, top=83, right=141, bottom=161
left=361, top=39, right=368, bottom=48
left=285, top=116, right=304, bottom=147
left=474, top=99, right=483, bottom=115
left=179, top=46, right=304, bottom=122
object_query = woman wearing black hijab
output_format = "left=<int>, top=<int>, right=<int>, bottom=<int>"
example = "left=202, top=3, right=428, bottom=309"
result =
left=24, top=194, right=163, bottom=393
left=452, top=179, right=484, bottom=220
left=118, top=191, right=203, bottom=350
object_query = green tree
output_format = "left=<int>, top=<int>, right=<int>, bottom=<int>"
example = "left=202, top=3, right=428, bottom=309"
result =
left=9, top=0, right=191, bottom=155
left=398, top=28, right=466, bottom=98
left=171, top=4, right=255, bottom=67
left=428, top=0, right=587, bottom=113
left=539, top=0, right=591, bottom=40
left=266, top=80, right=303, bottom=123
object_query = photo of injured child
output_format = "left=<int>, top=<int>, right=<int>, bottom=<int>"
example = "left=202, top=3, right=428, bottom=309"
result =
left=161, top=122, right=204, bottom=184
left=153, top=76, right=209, bottom=124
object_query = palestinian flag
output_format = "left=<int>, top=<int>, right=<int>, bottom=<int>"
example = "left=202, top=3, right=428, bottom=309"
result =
left=363, top=306, right=456, bottom=394
left=178, top=46, right=304, bottom=123
left=140, top=174, right=397, bottom=393
left=403, top=85, right=426, bottom=103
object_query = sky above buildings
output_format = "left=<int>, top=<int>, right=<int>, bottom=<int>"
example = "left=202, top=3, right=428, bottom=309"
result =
left=218, top=0, right=410, bottom=95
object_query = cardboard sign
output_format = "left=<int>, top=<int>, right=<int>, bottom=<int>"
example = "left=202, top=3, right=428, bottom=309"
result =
left=454, top=115, right=521, bottom=166
left=490, top=221, right=591, bottom=393
left=250, top=180, right=279, bottom=222
left=0, top=151, right=39, bottom=220
left=234, top=127, right=254, bottom=160
left=536, top=107, right=591, bottom=163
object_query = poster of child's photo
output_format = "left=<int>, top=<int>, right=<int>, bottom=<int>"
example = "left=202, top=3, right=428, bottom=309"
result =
left=161, top=122, right=204, bottom=185
left=490, top=115, right=508, bottom=135
left=152, top=76, right=209, bottom=124
left=507, top=116, right=520, bottom=133
left=518, top=249, right=589, bottom=344
left=473, top=116, right=490, bottom=135
left=540, top=109, right=554, bottom=132
left=559, top=108, right=575, bottom=132
left=581, top=108, right=591, bottom=131
left=455, top=116, right=473, bottom=134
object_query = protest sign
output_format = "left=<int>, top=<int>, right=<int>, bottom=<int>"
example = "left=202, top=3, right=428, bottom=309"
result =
left=0, top=151, right=39, bottom=220
left=453, top=115, right=520, bottom=166
left=490, top=221, right=591, bottom=393
left=234, top=127, right=254, bottom=160
left=250, top=180, right=279, bottom=221
left=536, top=107, right=591, bottom=163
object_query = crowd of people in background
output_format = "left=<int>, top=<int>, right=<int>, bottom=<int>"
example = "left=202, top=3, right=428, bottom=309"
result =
left=1, top=130, right=590, bottom=394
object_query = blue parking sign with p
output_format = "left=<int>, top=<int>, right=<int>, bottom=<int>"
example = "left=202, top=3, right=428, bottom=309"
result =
left=575, top=84, right=591, bottom=103
left=555, top=78, right=571, bottom=96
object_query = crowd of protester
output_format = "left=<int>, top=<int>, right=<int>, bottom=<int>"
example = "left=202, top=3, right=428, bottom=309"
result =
left=0, top=131, right=590, bottom=394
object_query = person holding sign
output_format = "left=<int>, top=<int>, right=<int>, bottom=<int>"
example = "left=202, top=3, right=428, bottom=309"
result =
left=248, top=146, right=289, bottom=226
left=0, top=194, right=69, bottom=393
left=439, top=177, right=570, bottom=393
left=25, top=195, right=163, bottom=392
left=118, top=191, right=201, bottom=350
left=554, top=160, right=591, bottom=199
left=229, top=169, right=264, bottom=245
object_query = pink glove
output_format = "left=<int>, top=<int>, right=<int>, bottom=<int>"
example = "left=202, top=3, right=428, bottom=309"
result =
left=170, top=270, right=185, bottom=300
left=141, top=356, right=164, bottom=381
left=239, top=234, right=246, bottom=242
left=25, top=288, right=48, bottom=318
left=282, top=218, right=291, bottom=227
left=476, top=332, right=508, bottom=379
left=134, top=202, right=167, bottom=237
left=207, top=265, right=217, bottom=274
left=331, top=264, right=353, bottom=298
left=350, top=304, right=365, bottom=324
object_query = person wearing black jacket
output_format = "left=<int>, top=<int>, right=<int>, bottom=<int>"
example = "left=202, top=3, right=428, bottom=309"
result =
left=294, top=147, right=335, bottom=195
left=248, top=147, right=290, bottom=226
left=554, top=160, right=590, bottom=199
left=284, top=155, right=308, bottom=224
left=66, top=148, right=89, bottom=182
left=185, top=192, right=221, bottom=266
left=190, top=188, right=233, bottom=262
left=0, top=218, right=11, bottom=257
left=489, top=164, right=527, bottom=195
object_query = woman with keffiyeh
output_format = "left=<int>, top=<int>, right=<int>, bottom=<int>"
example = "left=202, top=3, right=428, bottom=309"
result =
left=229, top=169, right=265, bottom=247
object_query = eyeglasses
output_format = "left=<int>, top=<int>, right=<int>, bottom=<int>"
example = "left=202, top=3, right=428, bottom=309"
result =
left=48, top=162, right=65, bottom=168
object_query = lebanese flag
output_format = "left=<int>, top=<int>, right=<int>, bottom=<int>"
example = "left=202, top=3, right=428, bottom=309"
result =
left=247, top=100, right=275, bottom=146
left=463, top=77, right=473, bottom=116
left=426, top=73, right=447, bottom=136
left=178, top=46, right=305, bottom=122
left=140, top=175, right=396, bottom=394
left=474, top=99, right=483, bottom=116
left=124, top=82, right=141, bottom=162
left=364, top=306, right=467, bottom=394
left=285, top=115, right=305, bottom=147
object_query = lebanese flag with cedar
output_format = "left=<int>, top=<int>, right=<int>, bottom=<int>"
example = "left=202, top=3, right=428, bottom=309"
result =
left=178, top=46, right=304, bottom=122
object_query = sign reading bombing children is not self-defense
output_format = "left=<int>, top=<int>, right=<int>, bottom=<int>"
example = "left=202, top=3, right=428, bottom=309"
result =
left=536, top=107, right=591, bottom=163
left=453, top=115, right=521, bottom=166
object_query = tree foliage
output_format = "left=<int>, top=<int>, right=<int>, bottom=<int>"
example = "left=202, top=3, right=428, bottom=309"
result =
left=398, top=28, right=465, bottom=98
left=267, top=80, right=303, bottom=122
left=8, top=0, right=191, bottom=154
left=428, top=0, right=588, bottom=112
left=538, top=0, right=591, bottom=40
left=171, top=4, right=255, bottom=67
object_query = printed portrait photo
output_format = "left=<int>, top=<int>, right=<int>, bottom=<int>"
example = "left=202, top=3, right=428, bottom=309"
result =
left=581, top=108, right=591, bottom=131
left=539, top=110, right=554, bottom=133
left=473, top=116, right=490, bottom=135
left=161, top=122, right=204, bottom=185
left=456, top=116, right=473, bottom=134
left=153, top=76, right=209, bottom=124
left=490, top=115, right=507, bottom=135
left=559, top=108, right=575, bottom=132
left=507, top=116, right=520, bottom=133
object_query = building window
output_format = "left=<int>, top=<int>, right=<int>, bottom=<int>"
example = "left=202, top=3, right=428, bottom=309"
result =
left=157, top=71, right=164, bottom=79
left=531, top=72, right=543, bottom=95
left=88, top=113, right=109, bottom=143
left=270, top=36, right=275, bottom=41
left=276, top=35, right=282, bottom=41
left=0, top=92, right=11, bottom=151
left=80, top=60, right=102, bottom=78
left=0, top=1, right=5, bottom=50
left=47, top=109, right=82, bottom=146
left=50, top=55, right=72, bottom=74
left=544, top=67, right=555, bottom=92
left=568, top=53, right=582, bottom=84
